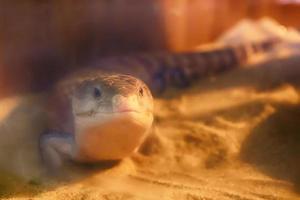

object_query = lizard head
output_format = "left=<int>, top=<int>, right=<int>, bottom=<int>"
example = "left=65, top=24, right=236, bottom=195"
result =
left=59, top=71, right=154, bottom=160
left=71, top=73, right=153, bottom=118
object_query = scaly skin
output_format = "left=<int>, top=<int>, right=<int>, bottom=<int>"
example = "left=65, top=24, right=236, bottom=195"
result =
left=85, top=39, right=279, bottom=94
left=39, top=39, right=278, bottom=171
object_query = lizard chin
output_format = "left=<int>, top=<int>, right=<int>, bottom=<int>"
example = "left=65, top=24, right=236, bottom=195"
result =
left=73, top=110, right=153, bottom=161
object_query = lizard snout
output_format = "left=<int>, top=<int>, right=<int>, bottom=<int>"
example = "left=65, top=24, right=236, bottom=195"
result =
left=112, top=94, right=140, bottom=113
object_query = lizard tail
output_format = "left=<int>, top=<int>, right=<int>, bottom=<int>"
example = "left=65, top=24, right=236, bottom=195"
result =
left=150, top=38, right=280, bottom=94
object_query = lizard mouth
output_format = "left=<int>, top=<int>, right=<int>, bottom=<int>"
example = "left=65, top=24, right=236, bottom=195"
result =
left=75, top=109, right=142, bottom=117
left=75, top=109, right=153, bottom=128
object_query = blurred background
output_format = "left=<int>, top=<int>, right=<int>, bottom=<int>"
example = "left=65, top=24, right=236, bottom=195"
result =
left=1, top=0, right=300, bottom=97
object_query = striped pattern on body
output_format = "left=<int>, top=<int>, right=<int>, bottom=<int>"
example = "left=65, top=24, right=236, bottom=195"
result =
left=86, top=39, right=278, bottom=95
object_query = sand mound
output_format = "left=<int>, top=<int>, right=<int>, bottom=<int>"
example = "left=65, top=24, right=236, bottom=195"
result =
left=1, top=55, right=300, bottom=199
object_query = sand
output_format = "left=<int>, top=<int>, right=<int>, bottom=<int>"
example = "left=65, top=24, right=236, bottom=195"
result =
left=1, top=54, right=300, bottom=199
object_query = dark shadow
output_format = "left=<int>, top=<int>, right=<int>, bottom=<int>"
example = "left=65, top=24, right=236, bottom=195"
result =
left=0, top=0, right=167, bottom=99
left=240, top=103, right=300, bottom=193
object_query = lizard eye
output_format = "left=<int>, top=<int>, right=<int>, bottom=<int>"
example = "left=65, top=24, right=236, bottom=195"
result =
left=139, top=87, right=144, bottom=97
left=94, top=88, right=102, bottom=98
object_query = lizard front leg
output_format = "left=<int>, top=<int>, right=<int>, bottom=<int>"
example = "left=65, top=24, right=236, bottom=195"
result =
left=39, top=131, right=77, bottom=171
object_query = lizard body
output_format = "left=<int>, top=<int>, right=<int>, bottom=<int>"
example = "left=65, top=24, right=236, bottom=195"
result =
left=39, top=39, right=278, bottom=171
left=85, top=39, right=277, bottom=94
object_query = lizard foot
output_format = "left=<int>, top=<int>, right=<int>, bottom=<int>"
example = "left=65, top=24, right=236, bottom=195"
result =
left=39, top=130, right=75, bottom=174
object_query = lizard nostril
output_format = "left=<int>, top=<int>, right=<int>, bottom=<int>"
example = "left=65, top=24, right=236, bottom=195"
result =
left=139, top=87, right=144, bottom=97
